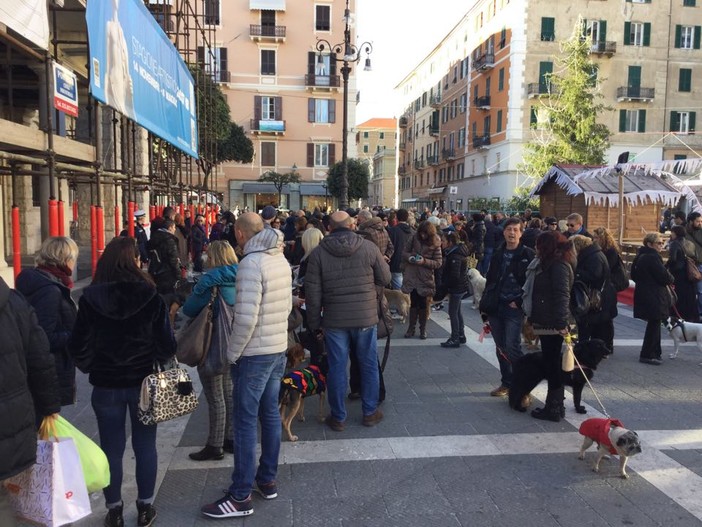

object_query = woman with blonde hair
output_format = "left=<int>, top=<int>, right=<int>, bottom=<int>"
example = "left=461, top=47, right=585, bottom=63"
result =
left=182, top=240, right=238, bottom=460
left=16, top=236, right=79, bottom=405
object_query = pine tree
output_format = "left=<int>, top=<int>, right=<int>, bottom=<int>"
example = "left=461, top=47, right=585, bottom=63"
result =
left=327, top=159, right=370, bottom=203
left=519, top=17, right=612, bottom=180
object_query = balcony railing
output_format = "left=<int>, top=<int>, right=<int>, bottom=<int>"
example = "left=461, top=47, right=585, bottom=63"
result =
left=527, top=82, right=552, bottom=98
left=398, top=165, right=407, bottom=175
left=616, top=86, right=654, bottom=102
left=430, top=95, right=442, bottom=108
left=474, top=95, right=491, bottom=109
left=473, top=53, right=495, bottom=71
left=249, top=24, right=287, bottom=40
left=399, top=116, right=408, bottom=128
left=590, top=41, right=616, bottom=55
left=429, top=126, right=439, bottom=136
left=472, top=134, right=491, bottom=149
left=427, top=155, right=440, bottom=166
left=304, top=74, right=340, bottom=89
left=250, top=119, right=286, bottom=134
left=442, top=148, right=456, bottom=160
left=414, top=159, right=425, bottom=169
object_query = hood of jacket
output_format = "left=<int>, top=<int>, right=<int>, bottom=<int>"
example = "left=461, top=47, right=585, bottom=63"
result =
left=201, top=263, right=238, bottom=287
left=577, top=243, right=601, bottom=263
left=395, top=222, right=413, bottom=235
left=244, top=226, right=283, bottom=256
left=81, top=281, right=158, bottom=320
left=447, top=242, right=470, bottom=258
left=319, top=228, right=366, bottom=258
left=15, top=267, right=67, bottom=297
left=359, top=217, right=385, bottom=233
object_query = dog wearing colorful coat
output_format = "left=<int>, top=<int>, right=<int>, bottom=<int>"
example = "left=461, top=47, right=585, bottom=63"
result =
left=578, top=418, right=642, bottom=479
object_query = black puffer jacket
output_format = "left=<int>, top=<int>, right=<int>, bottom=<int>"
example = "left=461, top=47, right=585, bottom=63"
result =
left=631, top=245, right=674, bottom=321
left=387, top=222, right=413, bottom=273
left=482, top=243, right=535, bottom=315
left=529, top=259, right=574, bottom=331
left=575, top=244, right=617, bottom=323
left=16, top=268, right=77, bottom=405
left=68, top=281, right=176, bottom=388
left=442, top=242, right=470, bottom=294
left=469, top=221, right=486, bottom=259
left=0, top=277, right=60, bottom=481
left=305, top=228, right=391, bottom=330
left=148, top=228, right=180, bottom=294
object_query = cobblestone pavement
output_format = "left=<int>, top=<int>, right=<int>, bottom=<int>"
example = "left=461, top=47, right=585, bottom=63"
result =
left=20, top=294, right=702, bottom=527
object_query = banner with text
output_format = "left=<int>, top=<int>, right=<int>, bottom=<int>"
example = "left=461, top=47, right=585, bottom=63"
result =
left=86, top=0, right=198, bottom=158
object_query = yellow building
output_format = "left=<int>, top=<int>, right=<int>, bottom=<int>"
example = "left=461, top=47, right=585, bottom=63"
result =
left=356, top=117, right=397, bottom=207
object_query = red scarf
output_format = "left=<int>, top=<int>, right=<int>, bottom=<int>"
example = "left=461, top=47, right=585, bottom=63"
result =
left=38, top=264, right=74, bottom=289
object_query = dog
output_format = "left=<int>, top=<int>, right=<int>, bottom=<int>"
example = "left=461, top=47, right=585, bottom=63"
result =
left=466, top=268, right=486, bottom=309
left=384, top=288, right=410, bottom=322
left=578, top=418, right=642, bottom=479
left=508, top=338, right=609, bottom=414
left=522, top=320, right=540, bottom=350
left=279, top=341, right=327, bottom=442
left=665, top=316, right=702, bottom=361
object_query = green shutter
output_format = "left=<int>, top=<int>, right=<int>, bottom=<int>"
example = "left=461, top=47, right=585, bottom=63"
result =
left=690, top=112, right=696, bottom=133
left=628, top=66, right=641, bottom=88
left=638, top=110, right=646, bottom=133
left=497, top=110, right=503, bottom=133
left=541, top=17, right=555, bottom=41
left=624, top=22, right=631, bottom=45
left=599, top=20, right=607, bottom=42
left=671, top=111, right=680, bottom=132
left=530, top=107, right=538, bottom=127
left=498, top=68, right=505, bottom=91
left=679, top=69, right=692, bottom=92
left=695, top=26, right=701, bottom=49
left=619, top=110, right=627, bottom=132
left=684, top=0, right=696, bottom=6
left=643, top=23, right=651, bottom=47
left=539, top=61, right=553, bottom=90
left=675, top=25, right=682, bottom=48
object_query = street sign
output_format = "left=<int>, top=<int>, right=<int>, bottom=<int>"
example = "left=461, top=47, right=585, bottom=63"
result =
left=449, top=185, right=458, bottom=194
left=53, top=62, right=79, bottom=117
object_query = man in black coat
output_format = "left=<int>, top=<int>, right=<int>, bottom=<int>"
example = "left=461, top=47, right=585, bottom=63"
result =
left=0, top=276, right=60, bottom=521
left=148, top=218, right=181, bottom=296
left=387, top=208, right=414, bottom=290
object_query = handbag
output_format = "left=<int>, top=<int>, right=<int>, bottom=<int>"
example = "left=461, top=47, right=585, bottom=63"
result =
left=176, top=287, right=217, bottom=367
left=3, top=437, right=91, bottom=527
left=467, top=253, right=478, bottom=269
left=611, top=255, right=630, bottom=292
left=686, top=256, right=702, bottom=282
left=137, top=360, right=199, bottom=425
left=570, top=280, right=603, bottom=318
left=201, top=294, right=236, bottom=376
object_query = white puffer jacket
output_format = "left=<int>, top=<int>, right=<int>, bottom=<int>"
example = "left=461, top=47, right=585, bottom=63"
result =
left=227, top=227, right=291, bottom=363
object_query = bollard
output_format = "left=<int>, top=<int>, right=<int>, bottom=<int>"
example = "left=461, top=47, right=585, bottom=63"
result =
left=90, top=205, right=97, bottom=277
left=128, top=201, right=135, bottom=238
left=57, top=201, right=65, bottom=237
left=96, top=206, right=105, bottom=258
left=114, top=205, right=121, bottom=237
left=48, top=199, right=59, bottom=237
left=12, top=206, right=21, bottom=281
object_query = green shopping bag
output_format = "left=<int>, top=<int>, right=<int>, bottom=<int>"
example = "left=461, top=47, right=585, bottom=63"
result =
left=42, top=415, right=110, bottom=493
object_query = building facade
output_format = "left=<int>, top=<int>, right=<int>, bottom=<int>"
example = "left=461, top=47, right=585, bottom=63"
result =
left=356, top=117, right=397, bottom=207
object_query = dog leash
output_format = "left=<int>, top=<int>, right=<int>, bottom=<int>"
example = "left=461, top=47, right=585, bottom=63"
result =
left=569, top=334, right=610, bottom=419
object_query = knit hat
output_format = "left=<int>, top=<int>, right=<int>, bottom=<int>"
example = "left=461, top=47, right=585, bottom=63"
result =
left=261, top=205, right=277, bottom=220
left=544, top=216, right=558, bottom=226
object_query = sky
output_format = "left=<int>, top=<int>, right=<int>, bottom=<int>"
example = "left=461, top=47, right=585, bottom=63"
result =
left=355, top=0, right=471, bottom=124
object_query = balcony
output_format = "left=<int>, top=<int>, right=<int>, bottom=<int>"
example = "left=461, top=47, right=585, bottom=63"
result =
left=429, top=126, right=439, bottom=137
left=442, top=148, right=456, bottom=161
left=540, top=33, right=555, bottom=42
left=399, top=116, right=408, bottom=128
left=427, top=155, right=440, bottom=166
left=472, top=134, right=491, bottom=149
left=249, top=24, right=286, bottom=42
left=589, top=41, right=616, bottom=56
left=430, top=94, right=442, bottom=108
left=304, top=74, right=341, bottom=90
left=398, top=165, right=407, bottom=175
left=474, top=95, right=491, bottom=109
left=616, top=86, right=654, bottom=102
left=527, top=82, right=552, bottom=98
left=473, top=53, right=495, bottom=72
left=414, top=159, right=425, bottom=169
left=398, top=141, right=406, bottom=151
left=250, top=119, right=286, bottom=135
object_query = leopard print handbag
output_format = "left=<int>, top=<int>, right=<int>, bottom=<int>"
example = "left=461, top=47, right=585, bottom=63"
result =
left=137, top=361, right=199, bottom=426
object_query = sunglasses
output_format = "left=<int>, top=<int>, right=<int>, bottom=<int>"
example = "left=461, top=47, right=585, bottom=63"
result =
left=656, top=241, right=665, bottom=246
left=567, top=223, right=577, bottom=228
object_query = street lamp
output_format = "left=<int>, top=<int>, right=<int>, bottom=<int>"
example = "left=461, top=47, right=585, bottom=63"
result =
left=315, top=0, right=372, bottom=210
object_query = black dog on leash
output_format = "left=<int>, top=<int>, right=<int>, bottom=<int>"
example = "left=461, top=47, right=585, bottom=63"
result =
left=509, top=339, right=610, bottom=414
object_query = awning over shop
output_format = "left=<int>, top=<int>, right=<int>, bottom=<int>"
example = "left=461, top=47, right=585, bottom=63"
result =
left=300, top=184, right=328, bottom=196
left=428, top=186, right=446, bottom=195
left=242, top=182, right=278, bottom=193
left=250, top=0, right=286, bottom=10
left=401, top=198, right=419, bottom=203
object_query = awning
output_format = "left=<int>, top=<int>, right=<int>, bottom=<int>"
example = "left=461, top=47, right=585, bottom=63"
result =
left=300, top=184, right=328, bottom=196
left=428, top=186, right=446, bottom=195
left=250, top=0, right=286, bottom=10
left=401, top=198, right=419, bottom=203
left=242, top=183, right=277, bottom=193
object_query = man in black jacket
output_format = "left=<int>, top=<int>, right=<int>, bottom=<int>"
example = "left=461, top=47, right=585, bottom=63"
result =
left=387, top=208, right=413, bottom=289
left=0, top=277, right=60, bottom=524
left=148, top=218, right=181, bottom=296
left=479, top=218, right=535, bottom=397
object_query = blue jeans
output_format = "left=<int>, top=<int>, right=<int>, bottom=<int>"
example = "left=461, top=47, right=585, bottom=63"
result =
left=488, top=303, right=524, bottom=388
left=448, top=292, right=465, bottom=339
left=391, top=272, right=403, bottom=290
left=228, top=352, right=286, bottom=500
left=91, top=386, right=157, bottom=505
left=324, top=326, right=379, bottom=421
left=478, top=247, right=494, bottom=276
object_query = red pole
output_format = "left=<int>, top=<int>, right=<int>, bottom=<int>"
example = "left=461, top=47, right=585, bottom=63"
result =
left=48, top=199, right=59, bottom=237
left=57, top=201, right=65, bottom=236
left=204, top=204, right=210, bottom=234
left=90, top=205, right=97, bottom=277
left=72, top=200, right=79, bottom=222
left=178, top=203, right=184, bottom=216
left=128, top=201, right=135, bottom=238
left=12, top=206, right=21, bottom=282
left=189, top=204, right=195, bottom=221
left=149, top=205, right=156, bottom=221
left=96, top=206, right=105, bottom=258
left=114, top=205, right=121, bottom=237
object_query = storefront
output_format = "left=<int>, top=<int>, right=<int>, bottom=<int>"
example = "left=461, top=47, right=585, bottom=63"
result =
left=229, top=181, right=335, bottom=213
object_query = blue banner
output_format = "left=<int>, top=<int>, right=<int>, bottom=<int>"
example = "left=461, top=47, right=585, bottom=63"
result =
left=86, top=0, right=198, bottom=159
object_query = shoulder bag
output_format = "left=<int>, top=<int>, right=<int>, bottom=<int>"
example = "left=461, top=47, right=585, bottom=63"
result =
left=137, top=360, right=199, bottom=425
left=570, top=280, right=603, bottom=318
left=610, top=255, right=630, bottom=292
left=201, top=294, right=236, bottom=376
left=176, top=287, right=217, bottom=367
left=686, top=256, right=702, bottom=282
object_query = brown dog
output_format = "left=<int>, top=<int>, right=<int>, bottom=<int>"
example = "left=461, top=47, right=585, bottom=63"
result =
left=279, top=343, right=326, bottom=442
left=522, top=320, right=540, bottom=350
left=384, top=288, right=410, bottom=322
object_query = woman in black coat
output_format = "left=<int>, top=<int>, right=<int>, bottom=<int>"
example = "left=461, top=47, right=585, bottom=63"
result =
left=525, top=230, right=575, bottom=422
left=439, top=232, right=470, bottom=348
left=666, top=225, right=699, bottom=322
left=16, top=236, right=79, bottom=405
left=571, top=235, right=617, bottom=354
left=630, top=232, right=674, bottom=365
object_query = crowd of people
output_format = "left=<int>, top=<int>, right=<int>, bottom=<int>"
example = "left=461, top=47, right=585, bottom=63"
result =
left=3, top=200, right=701, bottom=525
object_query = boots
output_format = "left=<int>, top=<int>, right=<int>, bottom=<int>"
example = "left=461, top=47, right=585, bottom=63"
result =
left=418, top=308, right=428, bottom=340
left=104, top=504, right=124, bottom=527
left=531, top=386, right=565, bottom=422
left=404, top=308, right=418, bottom=338
left=189, top=445, right=224, bottom=461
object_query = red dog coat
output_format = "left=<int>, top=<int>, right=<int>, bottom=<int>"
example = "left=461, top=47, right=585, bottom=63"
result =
left=579, top=418, right=625, bottom=455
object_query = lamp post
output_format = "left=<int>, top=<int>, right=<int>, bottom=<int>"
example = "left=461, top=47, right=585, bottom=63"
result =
left=315, top=0, right=372, bottom=211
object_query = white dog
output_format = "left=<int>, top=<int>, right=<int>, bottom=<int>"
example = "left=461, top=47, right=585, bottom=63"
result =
left=665, top=317, right=702, bottom=362
left=466, top=268, right=486, bottom=309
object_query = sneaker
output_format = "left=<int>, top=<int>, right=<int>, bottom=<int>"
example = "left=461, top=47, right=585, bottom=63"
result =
left=639, top=357, right=663, bottom=365
left=255, top=481, right=278, bottom=500
left=490, top=385, right=509, bottom=397
left=136, top=502, right=157, bottom=527
left=440, top=338, right=460, bottom=348
left=201, top=493, right=253, bottom=518
left=459, top=336, right=467, bottom=344
left=104, top=504, right=124, bottom=527
left=325, top=415, right=345, bottom=432
left=362, top=409, right=384, bottom=427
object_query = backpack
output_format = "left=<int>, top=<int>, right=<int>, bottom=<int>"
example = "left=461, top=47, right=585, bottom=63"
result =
left=610, top=255, right=629, bottom=292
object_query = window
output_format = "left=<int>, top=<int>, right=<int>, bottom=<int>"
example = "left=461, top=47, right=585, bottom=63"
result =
left=498, top=68, right=505, bottom=91
left=363, top=144, right=369, bottom=153
left=670, top=111, right=696, bottom=133
left=583, top=19, right=606, bottom=44
left=457, top=163, right=465, bottom=180
left=624, top=22, right=651, bottom=46
left=205, top=0, right=220, bottom=25
left=197, top=46, right=228, bottom=82
left=496, top=110, right=503, bottom=133
left=363, top=131, right=369, bottom=138
left=684, top=0, right=696, bottom=6
left=261, top=50, right=276, bottom=75
left=460, top=93, right=467, bottom=113
left=539, top=61, right=553, bottom=91
left=483, top=115, right=491, bottom=135
left=379, top=132, right=385, bottom=139
left=458, top=128, right=466, bottom=147
left=679, top=68, right=692, bottom=92
left=306, top=143, right=336, bottom=166
left=260, top=142, right=275, bottom=166
left=675, top=25, right=701, bottom=49
left=619, top=109, right=646, bottom=133
left=307, top=99, right=336, bottom=123
left=485, top=77, right=491, bottom=97
left=253, top=95, right=281, bottom=124
left=260, top=10, right=276, bottom=34
left=315, top=5, right=331, bottom=31
left=499, top=27, right=506, bottom=48
left=541, top=17, right=555, bottom=41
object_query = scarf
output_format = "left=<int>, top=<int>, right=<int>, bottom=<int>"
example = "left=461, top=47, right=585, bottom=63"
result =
left=521, top=256, right=541, bottom=318
left=38, top=264, right=74, bottom=289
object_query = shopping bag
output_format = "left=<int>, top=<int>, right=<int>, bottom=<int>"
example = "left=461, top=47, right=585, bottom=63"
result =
left=50, top=415, right=110, bottom=493
left=3, top=438, right=91, bottom=527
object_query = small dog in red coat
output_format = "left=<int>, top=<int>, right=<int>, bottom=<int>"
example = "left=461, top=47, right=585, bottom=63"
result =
left=578, top=418, right=642, bottom=479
